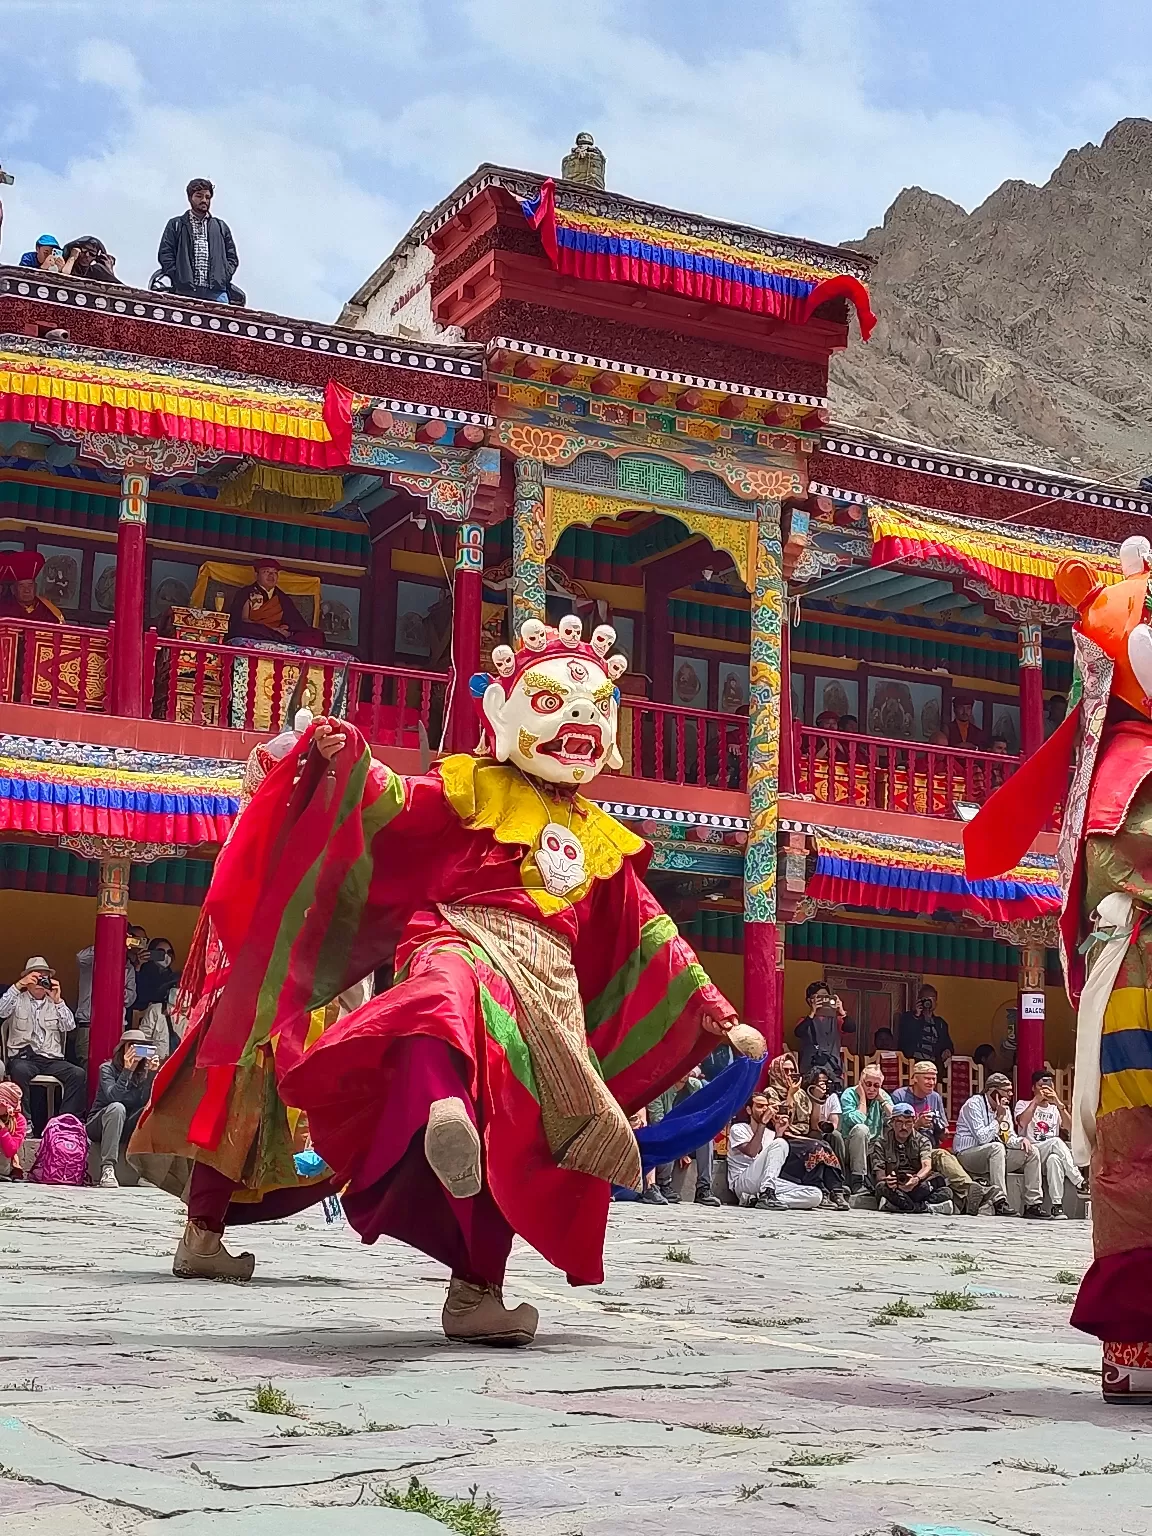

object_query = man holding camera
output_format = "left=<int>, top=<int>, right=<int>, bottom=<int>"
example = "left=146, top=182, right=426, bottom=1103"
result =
left=896, top=984, right=955, bottom=1066
left=795, top=980, right=854, bottom=1085
left=0, top=957, right=86, bottom=1130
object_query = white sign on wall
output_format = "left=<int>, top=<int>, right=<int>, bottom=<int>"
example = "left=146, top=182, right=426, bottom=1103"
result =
left=1019, top=991, right=1046, bottom=1021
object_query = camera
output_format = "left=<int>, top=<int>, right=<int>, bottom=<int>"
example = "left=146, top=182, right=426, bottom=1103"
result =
left=35, top=973, right=51, bottom=987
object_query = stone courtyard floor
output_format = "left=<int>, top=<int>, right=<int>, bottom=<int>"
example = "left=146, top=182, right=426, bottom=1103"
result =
left=0, top=1186, right=1149, bottom=1535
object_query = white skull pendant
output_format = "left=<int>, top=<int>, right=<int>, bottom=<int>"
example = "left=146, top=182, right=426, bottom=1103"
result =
left=535, top=822, right=587, bottom=897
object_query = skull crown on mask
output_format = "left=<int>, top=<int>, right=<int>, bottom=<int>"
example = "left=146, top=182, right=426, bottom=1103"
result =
left=476, top=617, right=627, bottom=786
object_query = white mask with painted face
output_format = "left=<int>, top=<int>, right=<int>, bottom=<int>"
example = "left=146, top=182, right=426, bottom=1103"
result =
left=482, top=650, right=623, bottom=787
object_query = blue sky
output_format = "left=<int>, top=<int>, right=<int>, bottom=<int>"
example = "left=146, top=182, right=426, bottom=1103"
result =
left=4, top=0, right=1152, bottom=321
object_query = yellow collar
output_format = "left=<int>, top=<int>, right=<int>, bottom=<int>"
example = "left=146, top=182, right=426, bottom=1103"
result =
left=438, top=755, right=645, bottom=914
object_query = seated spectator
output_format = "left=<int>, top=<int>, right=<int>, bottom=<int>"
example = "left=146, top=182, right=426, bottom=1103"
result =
left=989, top=736, right=1009, bottom=754
left=766, top=1054, right=849, bottom=1208
left=61, top=235, right=121, bottom=284
left=73, top=941, right=136, bottom=1066
left=893, top=1060, right=982, bottom=1213
left=1015, top=1069, right=1084, bottom=1217
left=0, top=1081, right=27, bottom=1179
left=869, top=1103, right=950, bottom=1213
left=928, top=730, right=950, bottom=747
left=795, top=980, right=853, bottom=1084
left=837, top=714, right=859, bottom=733
left=872, top=1028, right=897, bottom=1052
left=87, top=1028, right=160, bottom=1188
left=973, top=1043, right=997, bottom=1074
left=804, top=1067, right=845, bottom=1168
left=0, top=552, right=63, bottom=622
left=624, top=1107, right=665, bottom=1205
left=228, top=560, right=324, bottom=646
left=839, top=1063, right=892, bottom=1191
left=0, top=957, right=85, bottom=1130
left=649, top=1073, right=721, bottom=1207
left=727, top=1094, right=819, bottom=1210
left=948, top=693, right=986, bottom=748
left=953, top=1072, right=1046, bottom=1218
left=132, top=939, right=180, bottom=1060
left=18, top=233, right=64, bottom=270
left=813, top=710, right=839, bottom=759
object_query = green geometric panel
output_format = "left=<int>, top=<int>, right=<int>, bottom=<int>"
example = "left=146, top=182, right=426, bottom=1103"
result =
left=617, top=456, right=687, bottom=503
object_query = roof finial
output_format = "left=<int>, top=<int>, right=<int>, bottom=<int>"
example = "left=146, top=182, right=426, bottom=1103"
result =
left=561, top=132, right=605, bottom=190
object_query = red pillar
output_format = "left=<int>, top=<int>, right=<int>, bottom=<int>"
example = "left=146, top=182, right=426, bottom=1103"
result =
left=1018, top=622, right=1044, bottom=759
left=446, top=522, right=484, bottom=753
left=109, top=470, right=148, bottom=717
left=88, top=858, right=130, bottom=1098
left=744, top=919, right=782, bottom=1058
left=1015, top=941, right=1047, bottom=1095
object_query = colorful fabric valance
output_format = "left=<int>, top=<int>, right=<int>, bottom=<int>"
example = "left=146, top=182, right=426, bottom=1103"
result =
left=523, top=180, right=875, bottom=340
left=806, top=828, right=1059, bottom=924
left=0, top=737, right=240, bottom=846
left=0, top=343, right=353, bottom=468
left=868, top=502, right=1122, bottom=607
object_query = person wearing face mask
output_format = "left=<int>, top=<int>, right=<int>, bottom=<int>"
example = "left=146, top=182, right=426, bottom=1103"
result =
left=132, top=942, right=180, bottom=1061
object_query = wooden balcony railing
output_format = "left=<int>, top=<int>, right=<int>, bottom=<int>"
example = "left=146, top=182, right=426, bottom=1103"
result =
left=794, top=724, right=1021, bottom=819
left=147, top=634, right=448, bottom=746
left=0, top=617, right=111, bottom=713
left=617, top=699, right=748, bottom=791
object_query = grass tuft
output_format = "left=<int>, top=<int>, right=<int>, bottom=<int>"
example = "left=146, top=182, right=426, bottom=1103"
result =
left=664, top=1246, right=694, bottom=1263
left=873, top=1297, right=925, bottom=1324
left=377, top=1476, right=503, bottom=1534
left=728, top=1314, right=811, bottom=1329
left=736, top=1482, right=765, bottom=1501
left=930, top=1290, right=982, bottom=1312
left=995, top=1458, right=1065, bottom=1476
left=637, top=1274, right=666, bottom=1289
left=786, top=1449, right=854, bottom=1466
left=248, top=1381, right=303, bottom=1417
left=1079, top=1457, right=1152, bottom=1476
left=692, top=1422, right=771, bottom=1438
left=1054, top=1269, right=1080, bottom=1286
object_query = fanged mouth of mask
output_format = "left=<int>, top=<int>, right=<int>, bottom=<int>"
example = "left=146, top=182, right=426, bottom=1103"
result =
left=537, top=724, right=604, bottom=765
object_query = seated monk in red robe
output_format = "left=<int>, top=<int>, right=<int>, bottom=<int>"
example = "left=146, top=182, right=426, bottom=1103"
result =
left=0, top=553, right=63, bottom=622
left=227, top=559, right=324, bottom=646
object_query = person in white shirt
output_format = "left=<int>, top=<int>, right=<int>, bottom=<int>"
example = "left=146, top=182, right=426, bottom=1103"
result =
left=726, top=1094, right=820, bottom=1211
left=0, top=956, right=86, bottom=1128
left=1015, top=1068, right=1083, bottom=1218
left=803, top=1066, right=845, bottom=1169
left=952, top=1072, right=1045, bottom=1218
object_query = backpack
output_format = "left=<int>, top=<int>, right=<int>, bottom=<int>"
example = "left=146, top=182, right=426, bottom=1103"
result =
left=28, top=1115, right=89, bottom=1185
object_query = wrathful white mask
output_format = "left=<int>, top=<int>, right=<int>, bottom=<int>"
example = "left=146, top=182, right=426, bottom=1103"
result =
left=481, top=652, right=623, bottom=786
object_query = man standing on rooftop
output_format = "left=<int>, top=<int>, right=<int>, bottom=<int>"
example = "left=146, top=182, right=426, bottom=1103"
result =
left=157, top=179, right=238, bottom=304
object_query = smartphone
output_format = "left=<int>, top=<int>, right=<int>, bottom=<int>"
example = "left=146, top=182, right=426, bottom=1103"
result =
left=135, top=1045, right=156, bottom=1060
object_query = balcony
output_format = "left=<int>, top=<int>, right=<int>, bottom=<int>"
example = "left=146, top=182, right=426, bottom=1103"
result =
left=1, top=619, right=1053, bottom=835
left=792, top=723, right=1026, bottom=821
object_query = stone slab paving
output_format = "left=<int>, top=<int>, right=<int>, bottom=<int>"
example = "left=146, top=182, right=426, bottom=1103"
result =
left=0, top=1186, right=1149, bottom=1533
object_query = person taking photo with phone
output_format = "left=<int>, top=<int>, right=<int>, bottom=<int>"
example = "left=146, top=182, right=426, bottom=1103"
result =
left=0, top=956, right=85, bottom=1130
left=87, top=1028, right=161, bottom=1189
left=795, top=981, right=854, bottom=1085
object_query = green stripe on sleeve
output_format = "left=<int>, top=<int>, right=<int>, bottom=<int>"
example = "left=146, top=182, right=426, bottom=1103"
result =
left=597, top=961, right=711, bottom=1080
left=584, top=915, right=679, bottom=1034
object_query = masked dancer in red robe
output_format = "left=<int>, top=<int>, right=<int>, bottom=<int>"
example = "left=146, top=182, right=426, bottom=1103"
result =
left=132, top=616, right=762, bottom=1345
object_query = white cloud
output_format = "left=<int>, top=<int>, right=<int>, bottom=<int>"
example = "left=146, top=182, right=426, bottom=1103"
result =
left=75, top=38, right=144, bottom=96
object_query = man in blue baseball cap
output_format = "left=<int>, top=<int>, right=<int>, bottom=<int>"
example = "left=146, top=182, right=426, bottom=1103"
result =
left=869, top=1101, right=951, bottom=1214
left=19, top=234, right=63, bottom=271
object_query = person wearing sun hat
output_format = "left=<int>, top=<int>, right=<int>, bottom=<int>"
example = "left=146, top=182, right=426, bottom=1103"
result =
left=18, top=234, right=63, bottom=271
left=0, top=957, right=85, bottom=1129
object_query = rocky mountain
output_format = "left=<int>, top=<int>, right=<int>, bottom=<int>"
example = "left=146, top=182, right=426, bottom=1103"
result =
left=829, top=118, right=1152, bottom=484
